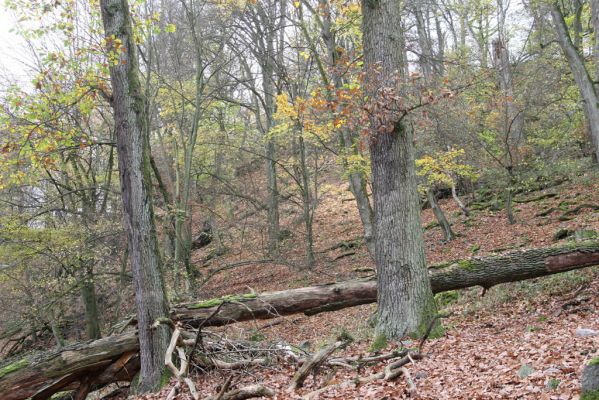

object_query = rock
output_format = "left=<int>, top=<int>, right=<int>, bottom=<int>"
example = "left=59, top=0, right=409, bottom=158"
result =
left=414, top=371, right=427, bottom=380
left=576, top=328, right=599, bottom=337
left=553, top=228, right=572, bottom=241
left=582, top=360, right=599, bottom=397
left=518, top=364, right=535, bottom=378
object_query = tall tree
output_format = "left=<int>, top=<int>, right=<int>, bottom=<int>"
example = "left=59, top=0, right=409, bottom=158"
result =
left=550, top=3, right=599, bottom=162
left=99, top=0, right=171, bottom=392
left=361, top=0, right=438, bottom=338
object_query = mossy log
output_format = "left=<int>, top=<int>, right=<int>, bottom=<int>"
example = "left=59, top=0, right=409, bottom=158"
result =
left=1, top=241, right=598, bottom=400
left=0, top=333, right=139, bottom=400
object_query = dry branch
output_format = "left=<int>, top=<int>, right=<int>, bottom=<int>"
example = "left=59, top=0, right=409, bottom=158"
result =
left=289, top=341, right=346, bottom=390
left=206, top=384, right=274, bottom=400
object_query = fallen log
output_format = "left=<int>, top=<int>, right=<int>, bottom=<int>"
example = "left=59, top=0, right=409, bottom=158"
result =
left=0, top=332, right=140, bottom=400
left=172, top=240, right=599, bottom=326
left=1, top=241, right=598, bottom=400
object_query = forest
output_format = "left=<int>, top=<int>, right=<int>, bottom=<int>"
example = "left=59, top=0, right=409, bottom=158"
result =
left=0, top=0, right=598, bottom=398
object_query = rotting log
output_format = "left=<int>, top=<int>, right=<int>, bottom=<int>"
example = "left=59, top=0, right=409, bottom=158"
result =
left=0, top=332, right=139, bottom=400
left=1, top=241, right=598, bottom=400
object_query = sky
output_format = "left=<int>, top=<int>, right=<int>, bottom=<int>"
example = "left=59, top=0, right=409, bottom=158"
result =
left=0, top=5, right=33, bottom=87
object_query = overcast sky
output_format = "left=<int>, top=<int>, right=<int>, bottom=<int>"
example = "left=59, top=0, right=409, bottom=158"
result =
left=0, top=5, right=33, bottom=88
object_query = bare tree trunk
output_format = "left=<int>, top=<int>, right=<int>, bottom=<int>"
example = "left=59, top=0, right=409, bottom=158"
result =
left=320, top=0, right=374, bottom=256
left=298, top=130, right=315, bottom=267
left=427, top=188, right=455, bottom=241
left=551, top=4, right=599, bottom=162
left=591, top=0, right=599, bottom=113
left=492, top=38, right=524, bottom=145
left=80, top=260, right=101, bottom=340
left=362, top=0, right=438, bottom=339
left=263, top=5, right=280, bottom=256
left=99, top=0, right=171, bottom=393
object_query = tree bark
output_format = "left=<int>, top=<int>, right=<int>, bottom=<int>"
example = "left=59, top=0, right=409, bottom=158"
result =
left=550, top=4, right=599, bottom=162
left=362, top=0, right=438, bottom=338
left=99, top=0, right=171, bottom=393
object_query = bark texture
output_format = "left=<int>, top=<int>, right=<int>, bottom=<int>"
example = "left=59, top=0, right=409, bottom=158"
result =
left=362, top=0, right=437, bottom=338
left=99, top=0, right=171, bottom=393
left=550, top=4, right=599, bottom=162
left=1, top=242, right=598, bottom=400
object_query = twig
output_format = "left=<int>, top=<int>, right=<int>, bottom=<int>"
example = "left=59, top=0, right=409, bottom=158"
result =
left=289, top=341, right=347, bottom=390
left=214, top=376, right=233, bottom=400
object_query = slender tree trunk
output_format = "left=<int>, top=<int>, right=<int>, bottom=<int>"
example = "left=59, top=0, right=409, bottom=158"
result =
left=427, top=188, right=455, bottom=241
left=263, top=11, right=280, bottom=256
left=99, top=0, right=171, bottom=393
left=492, top=38, right=524, bottom=145
left=80, top=260, right=101, bottom=340
left=362, top=0, right=438, bottom=339
left=450, top=184, right=470, bottom=216
left=592, top=0, right=599, bottom=90
left=296, top=127, right=315, bottom=267
left=551, top=4, right=599, bottom=162
left=319, top=0, right=375, bottom=255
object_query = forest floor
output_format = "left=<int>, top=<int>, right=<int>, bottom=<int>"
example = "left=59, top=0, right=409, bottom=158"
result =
left=131, top=176, right=599, bottom=400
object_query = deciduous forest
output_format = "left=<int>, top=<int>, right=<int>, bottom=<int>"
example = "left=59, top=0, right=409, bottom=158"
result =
left=0, top=0, right=598, bottom=398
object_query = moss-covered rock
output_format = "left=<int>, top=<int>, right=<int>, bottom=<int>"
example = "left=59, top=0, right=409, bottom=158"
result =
left=582, top=390, right=599, bottom=400
left=582, top=362, right=599, bottom=397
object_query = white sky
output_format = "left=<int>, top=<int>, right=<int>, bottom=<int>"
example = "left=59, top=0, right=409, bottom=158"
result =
left=0, top=5, right=33, bottom=88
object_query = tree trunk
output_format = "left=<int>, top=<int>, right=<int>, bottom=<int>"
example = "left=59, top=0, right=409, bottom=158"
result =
left=592, top=0, right=599, bottom=90
left=2, top=242, right=598, bottom=400
left=318, top=0, right=375, bottom=256
left=492, top=38, right=524, bottom=145
left=99, top=0, right=171, bottom=393
left=263, top=16, right=280, bottom=257
left=427, top=188, right=455, bottom=241
left=551, top=4, right=599, bottom=162
left=80, top=261, right=101, bottom=340
left=298, top=130, right=315, bottom=267
left=362, top=0, right=438, bottom=338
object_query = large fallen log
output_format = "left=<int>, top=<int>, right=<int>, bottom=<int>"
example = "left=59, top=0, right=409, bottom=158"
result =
left=172, top=240, right=599, bottom=326
left=1, top=241, right=598, bottom=400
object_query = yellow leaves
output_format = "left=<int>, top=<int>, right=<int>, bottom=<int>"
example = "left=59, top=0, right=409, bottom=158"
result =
left=273, top=93, right=335, bottom=143
left=347, top=3, right=361, bottom=13
left=293, top=0, right=301, bottom=7
left=416, top=148, right=478, bottom=187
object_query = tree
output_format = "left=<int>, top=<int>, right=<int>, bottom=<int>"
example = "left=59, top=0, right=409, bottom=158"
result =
left=550, top=2, right=599, bottom=163
left=99, top=0, right=171, bottom=392
left=361, top=0, right=438, bottom=338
